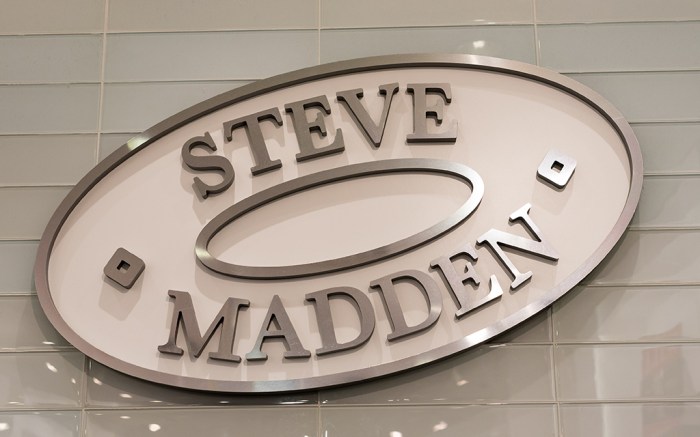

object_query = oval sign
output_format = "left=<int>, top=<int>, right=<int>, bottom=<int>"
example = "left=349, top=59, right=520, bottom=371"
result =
left=35, top=54, right=642, bottom=393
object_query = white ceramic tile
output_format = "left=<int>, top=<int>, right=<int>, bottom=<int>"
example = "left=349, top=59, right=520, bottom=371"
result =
left=560, top=403, right=700, bottom=437
left=633, top=123, right=700, bottom=175
left=0, top=84, right=99, bottom=134
left=320, top=26, right=536, bottom=64
left=0, top=352, right=83, bottom=408
left=104, top=31, right=317, bottom=82
left=85, top=407, right=318, bottom=436
left=321, top=405, right=557, bottom=437
left=0, top=0, right=105, bottom=35
left=540, top=22, right=700, bottom=73
left=0, top=35, right=102, bottom=84
left=0, top=242, right=38, bottom=293
left=101, top=81, right=248, bottom=133
left=630, top=176, right=700, bottom=228
left=0, top=187, right=71, bottom=240
left=99, top=134, right=137, bottom=161
left=0, top=135, right=96, bottom=186
left=491, top=308, right=552, bottom=343
left=321, top=0, right=533, bottom=28
left=108, top=0, right=318, bottom=32
left=86, top=359, right=317, bottom=407
left=0, top=296, right=70, bottom=350
left=585, top=230, right=700, bottom=286
left=569, top=72, right=700, bottom=123
left=0, top=411, right=80, bottom=437
left=536, top=0, right=700, bottom=23
left=554, top=286, right=700, bottom=343
left=321, top=345, right=554, bottom=404
left=556, top=344, right=700, bottom=401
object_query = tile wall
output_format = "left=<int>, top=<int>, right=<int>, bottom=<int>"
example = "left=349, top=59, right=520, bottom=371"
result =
left=1, top=0, right=699, bottom=435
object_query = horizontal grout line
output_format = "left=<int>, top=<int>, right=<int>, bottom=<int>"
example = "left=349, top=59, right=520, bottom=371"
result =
left=553, top=341, right=700, bottom=347
left=0, top=28, right=318, bottom=38
left=559, top=67, right=700, bottom=75
left=0, top=184, right=74, bottom=189
left=535, top=18, right=700, bottom=26
left=643, top=172, right=700, bottom=177
left=0, top=347, right=78, bottom=354
left=0, top=291, right=36, bottom=296
left=557, top=398, right=700, bottom=404
left=79, top=404, right=321, bottom=412
left=320, top=22, right=535, bottom=31
left=627, top=225, right=700, bottom=232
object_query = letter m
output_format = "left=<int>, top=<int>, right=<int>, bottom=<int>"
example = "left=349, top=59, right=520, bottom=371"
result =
left=158, top=290, right=249, bottom=362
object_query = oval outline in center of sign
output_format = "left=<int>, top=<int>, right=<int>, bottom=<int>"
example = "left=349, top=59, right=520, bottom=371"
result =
left=196, top=158, right=485, bottom=279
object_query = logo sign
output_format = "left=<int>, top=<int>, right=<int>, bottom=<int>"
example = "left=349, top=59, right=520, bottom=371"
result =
left=35, top=55, right=642, bottom=393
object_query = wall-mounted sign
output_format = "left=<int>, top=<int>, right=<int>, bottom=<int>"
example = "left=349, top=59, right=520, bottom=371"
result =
left=35, top=55, right=642, bottom=393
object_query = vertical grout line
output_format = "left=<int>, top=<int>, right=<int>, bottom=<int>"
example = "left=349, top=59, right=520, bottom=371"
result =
left=95, top=0, right=110, bottom=165
left=317, top=390, right=323, bottom=437
left=317, top=0, right=322, bottom=65
left=550, top=305, right=563, bottom=436
left=79, top=354, right=90, bottom=436
left=532, top=0, right=541, bottom=66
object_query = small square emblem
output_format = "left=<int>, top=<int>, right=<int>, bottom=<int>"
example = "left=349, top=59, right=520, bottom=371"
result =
left=104, top=248, right=145, bottom=289
left=537, top=149, right=577, bottom=188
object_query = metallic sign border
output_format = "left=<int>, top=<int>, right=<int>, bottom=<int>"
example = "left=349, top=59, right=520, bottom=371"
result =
left=34, top=54, right=643, bottom=393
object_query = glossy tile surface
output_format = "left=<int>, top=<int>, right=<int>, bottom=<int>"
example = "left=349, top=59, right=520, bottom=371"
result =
left=99, top=134, right=138, bottom=161
left=0, top=241, right=38, bottom=293
left=101, top=81, right=248, bottom=133
left=491, top=308, right=552, bottom=343
left=321, top=0, right=533, bottom=28
left=555, top=286, right=700, bottom=342
left=321, top=345, right=554, bottom=404
left=0, top=35, right=102, bottom=84
left=108, top=0, right=318, bottom=32
left=560, top=403, right=700, bottom=437
left=536, top=0, right=700, bottom=23
left=630, top=176, right=700, bottom=228
left=0, top=296, right=70, bottom=350
left=539, top=22, right=700, bottom=72
left=85, top=407, right=318, bottom=436
left=633, top=123, right=700, bottom=175
left=86, top=360, right=317, bottom=407
left=556, top=344, right=700, bottom=401
left=0, top=84, right=99, bottom=134
left=0, top=187, right=71, bottom=240
left=320, top=26, right=536, bottom=63
left=0, top=0, right=105, bottom=35
left=569, top=72, right=700, bottom=122
left=321, top=405, right=557, bottom=437
left=0, top=411, right=80, bottom=437
left=105, top=31, right=318, bottom=82
left=0, top=135, right=96, bottom=186
left=0, top=352, right=83, bottom=408
left=586, top=230, right=700, bottom=285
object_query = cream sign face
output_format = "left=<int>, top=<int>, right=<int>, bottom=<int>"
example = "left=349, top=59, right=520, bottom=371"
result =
left=35, top=55, right=642, bottom=393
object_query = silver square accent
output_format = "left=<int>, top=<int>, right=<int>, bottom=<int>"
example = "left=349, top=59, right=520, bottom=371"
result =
left=537, top=149, right=577, bottom=188
left=104, top=248, right=145, bottom=289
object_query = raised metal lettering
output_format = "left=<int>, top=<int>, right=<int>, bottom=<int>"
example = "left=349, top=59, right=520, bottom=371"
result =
left=158, top=290, right=249, bottom=362
left=430, top=244, right=504, bottom=318
left=285, top=95, right=345, bottom=162
left=246, top=295, right=311, bottom=361
left=406, top=83, right=458, bottom=143
left=181, top=132, right=234, bottom=198
left=336, top=83, right=399, bottom=148
left=306, top=287, right=375, bottom=356
left=477, top=204, right=559, bottom=290
left=223, top=107, right=283, bottom=176
left=370, top=270, right=442, bottom=342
